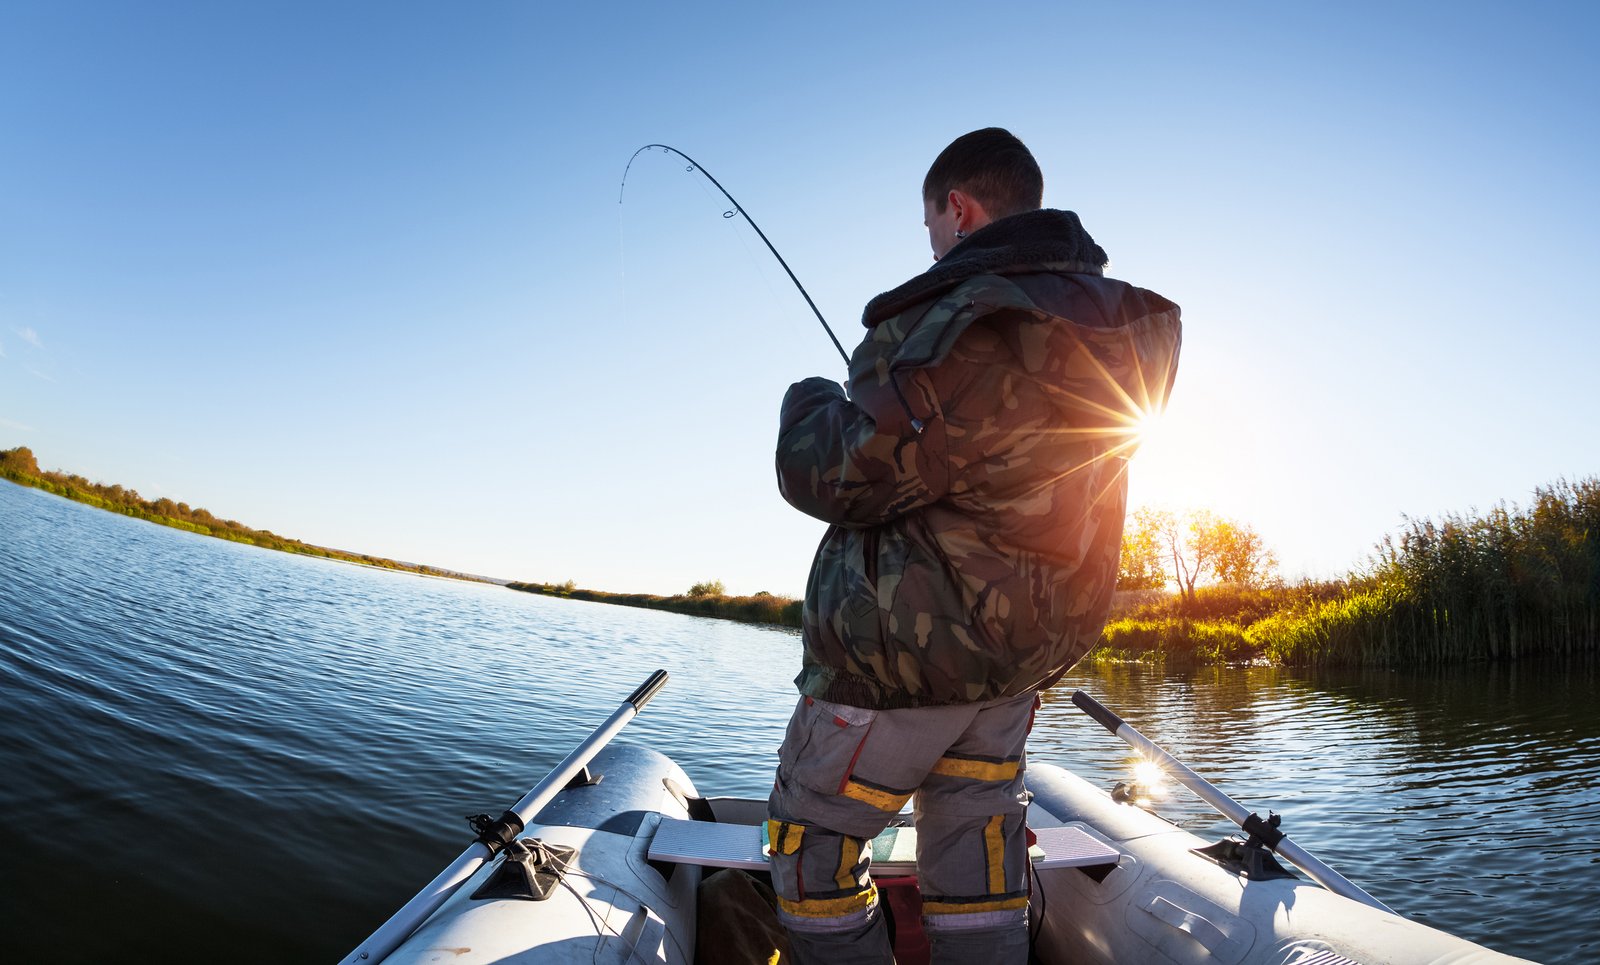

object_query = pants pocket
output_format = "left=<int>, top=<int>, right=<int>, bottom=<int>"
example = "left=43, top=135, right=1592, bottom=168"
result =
left=779, top=697, right=879, bottom=796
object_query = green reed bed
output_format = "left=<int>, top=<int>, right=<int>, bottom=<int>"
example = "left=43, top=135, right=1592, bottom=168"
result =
left=1095, top=615, right=1254, bottom=664
left=1328, top=477, right=1600, bottom=665
left=1093, top=477, right=1599, bottom=668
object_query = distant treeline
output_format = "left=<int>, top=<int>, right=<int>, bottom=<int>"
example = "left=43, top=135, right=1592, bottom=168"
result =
left=1097, top=477, right=1599, bottom=668
left=0, top=446, right=482, bottom=582
left=509, top=579, right=803, bottom=629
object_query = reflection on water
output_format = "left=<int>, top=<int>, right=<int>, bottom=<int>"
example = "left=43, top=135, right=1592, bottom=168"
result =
left=1043, top=660, right=1600, bottom=958
left=1, top=479, right=1595, bottom=963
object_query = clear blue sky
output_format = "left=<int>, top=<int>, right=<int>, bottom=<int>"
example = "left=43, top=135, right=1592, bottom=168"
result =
left=3, top=1, right=1596, bottom=596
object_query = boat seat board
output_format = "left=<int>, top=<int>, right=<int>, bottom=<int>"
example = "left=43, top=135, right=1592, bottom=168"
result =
left=647, top=819, right=1119, bottom=876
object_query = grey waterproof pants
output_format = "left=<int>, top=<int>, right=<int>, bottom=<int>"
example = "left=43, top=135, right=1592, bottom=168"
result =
left=766, top=691, right=1037, bottom=965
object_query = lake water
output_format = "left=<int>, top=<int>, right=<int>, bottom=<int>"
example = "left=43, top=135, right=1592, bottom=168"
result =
left=2, top=477, right=1595, bottom=963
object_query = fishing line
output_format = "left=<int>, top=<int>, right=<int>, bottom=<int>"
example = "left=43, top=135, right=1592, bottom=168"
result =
left=685, top=167, right=797, bottom=335
left=616, top=193, right=629, bottom=324
left=620, top=144, right=850, bottom=365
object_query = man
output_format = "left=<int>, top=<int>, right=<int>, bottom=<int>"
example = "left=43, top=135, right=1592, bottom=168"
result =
left=766, top=128, right=1182, bottom=964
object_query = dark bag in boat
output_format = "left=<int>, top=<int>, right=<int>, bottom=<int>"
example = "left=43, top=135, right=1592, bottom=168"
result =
left=694, top=869, right=793, bottom=965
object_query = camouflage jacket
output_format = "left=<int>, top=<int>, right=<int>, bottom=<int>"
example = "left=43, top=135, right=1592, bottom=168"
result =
left=777, top=209, right=1182, bottom=708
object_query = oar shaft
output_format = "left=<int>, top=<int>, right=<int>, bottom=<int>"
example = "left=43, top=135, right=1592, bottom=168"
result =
left=338, top=844, right=492, bottom=964
left=507, top=671, right=664, bottom=821
left=1111, top=717, right=1252, bottom=826
left=340, top=670, right=670, bottom=964
left=1071, top=690, right=1395, bottom=915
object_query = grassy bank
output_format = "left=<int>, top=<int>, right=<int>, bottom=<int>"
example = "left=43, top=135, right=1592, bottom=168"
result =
left=507, top=581, right=803, bottom=629
left=1090, top=582, right=1344, bottom=666
left=1092, top=477, right=1599, bottom=668
left=0, top=446, right=488, bottom=583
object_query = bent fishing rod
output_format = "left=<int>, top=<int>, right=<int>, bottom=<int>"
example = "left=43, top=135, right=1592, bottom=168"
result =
left=620, top=144, right=849, bottom=365
left=620, top=144, right=927, bottom=434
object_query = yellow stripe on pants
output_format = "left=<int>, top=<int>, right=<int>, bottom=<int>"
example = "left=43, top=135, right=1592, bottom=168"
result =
left=767, top=819, right=803, bottom=855
left=929, top=755, right=1020, bottom=782
left=840, top=777, right=912, bottom=813
left=984, top=814, right=1006, bottom=896
left=776, top=884, right=879, bottom=919
left=835, top=836, right=861, bottom=891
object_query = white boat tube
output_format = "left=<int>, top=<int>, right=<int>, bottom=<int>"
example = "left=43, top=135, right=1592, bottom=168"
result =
left=1070, top=689, right=1396, bottom=915
left=339, top=669, right=671, bottom=965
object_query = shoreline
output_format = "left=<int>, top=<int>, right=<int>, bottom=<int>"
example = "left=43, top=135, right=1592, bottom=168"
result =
left=0, top=466, right=497, bottom=587
left=507, top=581, right=802, bottom=629
left=9, top=444, right=1593, bottom=665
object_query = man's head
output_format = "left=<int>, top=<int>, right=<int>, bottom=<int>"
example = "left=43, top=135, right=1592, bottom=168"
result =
left=922, top=127, right=1044, bottom=260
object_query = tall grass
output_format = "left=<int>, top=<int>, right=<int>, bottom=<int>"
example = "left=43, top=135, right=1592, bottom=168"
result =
left=1265, top=478, right=1599, bottom=667
left=1096, top=477, right=1600, bottom=668
left=1097, top=615, right=1253, bottom=663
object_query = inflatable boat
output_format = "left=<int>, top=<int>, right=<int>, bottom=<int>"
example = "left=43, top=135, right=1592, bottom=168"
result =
left=342, top=671, right=1535, bottom=965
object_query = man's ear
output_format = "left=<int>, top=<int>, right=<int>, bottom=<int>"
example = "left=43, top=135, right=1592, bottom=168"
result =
left=947, top=189, right=987, bottom=232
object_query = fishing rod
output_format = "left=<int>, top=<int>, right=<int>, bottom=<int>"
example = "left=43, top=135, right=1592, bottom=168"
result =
left=620, top=144, right=850, bottom=366
left=621, top=144, right=928, bottom=435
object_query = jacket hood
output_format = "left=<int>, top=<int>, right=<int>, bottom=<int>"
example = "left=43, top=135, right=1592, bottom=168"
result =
left=852, top=209, right=1181, bottom=428
left=862, top=209, right=1109, bottom=326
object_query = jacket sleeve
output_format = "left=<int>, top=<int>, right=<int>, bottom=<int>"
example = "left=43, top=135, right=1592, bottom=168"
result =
left=775, top=372, right=949, bottom=527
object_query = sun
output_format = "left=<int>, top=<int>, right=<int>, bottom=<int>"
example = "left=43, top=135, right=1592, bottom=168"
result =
left=1131, top=409, right=1170, bottom=455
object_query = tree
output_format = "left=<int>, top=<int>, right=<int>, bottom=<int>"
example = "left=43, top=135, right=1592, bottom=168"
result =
left=1165, top=510, right=1218, bottom=604
left=1121, top=507, right=1279, bottom=603
left=1118, top=507, right=1169, bottom=590
left=1209, top=519, right=1278, bottom=586
left=687, top=580, right=725, bottom=599
left=0, top=446, right=40, bottom=476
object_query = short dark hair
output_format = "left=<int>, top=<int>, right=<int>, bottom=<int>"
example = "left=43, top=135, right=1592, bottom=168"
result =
left=923, top=128, right=1043, bottom=219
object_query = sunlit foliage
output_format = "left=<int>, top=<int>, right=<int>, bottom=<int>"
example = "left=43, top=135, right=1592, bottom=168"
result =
left=1116, top=507, right=1168, bottom=591
left=1118, top=507, right=1278, bottom=600
left=1095, top=477, right=1599, bottom=667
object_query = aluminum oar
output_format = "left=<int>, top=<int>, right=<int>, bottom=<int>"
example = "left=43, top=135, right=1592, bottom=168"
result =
left=340, top=669, right=671, bottom=964
left=1070, top=689, right=1396, bottom=915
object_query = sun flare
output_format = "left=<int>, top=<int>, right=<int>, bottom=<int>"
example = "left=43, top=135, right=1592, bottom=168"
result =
left=1132, top=409, right=1170, bottom=455
left=1131, top=759, right=1166, bottom=789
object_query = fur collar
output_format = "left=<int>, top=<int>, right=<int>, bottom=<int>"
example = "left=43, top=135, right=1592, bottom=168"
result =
left=862, top=209, right=1109, bottom=326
